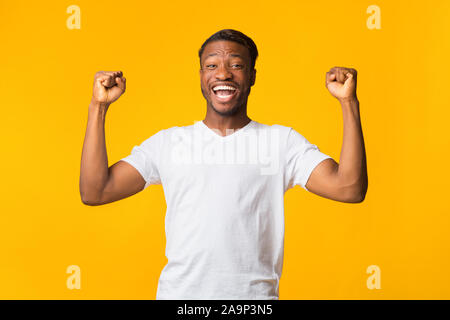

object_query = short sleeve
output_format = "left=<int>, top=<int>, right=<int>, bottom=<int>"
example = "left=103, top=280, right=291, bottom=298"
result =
left=284, top=128, right=332, bottom=192
left=120, top=130, right=164, bottom=189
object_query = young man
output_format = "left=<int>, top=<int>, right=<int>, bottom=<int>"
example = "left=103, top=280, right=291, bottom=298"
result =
left=79, top=29, right=368, bottom=300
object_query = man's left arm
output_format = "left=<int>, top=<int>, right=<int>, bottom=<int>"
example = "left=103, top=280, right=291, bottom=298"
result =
left=306, top=67, right=368, bottom=203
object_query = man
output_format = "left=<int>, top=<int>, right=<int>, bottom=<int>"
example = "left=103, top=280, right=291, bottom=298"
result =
left=79, top=29, right=368, bottom=300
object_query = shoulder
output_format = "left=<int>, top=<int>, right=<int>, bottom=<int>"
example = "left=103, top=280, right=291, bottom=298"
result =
left=250, top=121, right=291, bottom=132
left=250, top=121, right=296, bottom=141
left=139, top=122, right=198, bottom=147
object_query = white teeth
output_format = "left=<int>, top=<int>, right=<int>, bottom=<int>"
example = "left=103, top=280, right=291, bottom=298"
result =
left=213, top=85, right=236, bottom=91
left=217, top=92, right=232, bottom=97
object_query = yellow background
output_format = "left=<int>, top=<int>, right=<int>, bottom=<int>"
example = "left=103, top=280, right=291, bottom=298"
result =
left=1, top=0, right=449, bottom=299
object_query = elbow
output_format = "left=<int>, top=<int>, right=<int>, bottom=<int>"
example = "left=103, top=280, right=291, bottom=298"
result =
left=81, top=198, right=99, bottom=206
left=341, top=192, right=365, bottom=203
left=350, top=191, right=366, bottom=203
left=357, top=176, right=369, bottom=203
left=335, top=169, right=368, bottom=204
left=81, top=196, right=95, bottom=206
left=80, top=192, right=102, bottom=206
left=340, top=180, right=368, bottom=203
left=79, top=183, right=103, bottom=206
left=350, top=184, right=368, bottom=203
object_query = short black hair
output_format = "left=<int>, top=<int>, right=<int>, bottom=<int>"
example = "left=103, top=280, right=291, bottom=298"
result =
left=198, top=29, right=258, bottom=70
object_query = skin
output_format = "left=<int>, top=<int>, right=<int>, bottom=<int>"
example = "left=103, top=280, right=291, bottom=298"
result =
left=199, top=40, right=256, bottom=136
left=79, top=71, right=142, bottom=205
left=306, top=67, right=368, bottom=203
left=80, top=43, right=367, bottom=205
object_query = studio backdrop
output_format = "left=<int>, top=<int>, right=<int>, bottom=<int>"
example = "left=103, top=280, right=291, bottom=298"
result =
left=0, top=0, right=449, bottom=299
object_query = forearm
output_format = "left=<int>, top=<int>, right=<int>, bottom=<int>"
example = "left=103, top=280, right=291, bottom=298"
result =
left=336, top=98, right=368, bottom=200
left=79, top=100, right=110, bottom=204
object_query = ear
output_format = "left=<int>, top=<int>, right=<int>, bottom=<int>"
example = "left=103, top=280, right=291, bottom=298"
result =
left=250, top=69, right=256, bottom=86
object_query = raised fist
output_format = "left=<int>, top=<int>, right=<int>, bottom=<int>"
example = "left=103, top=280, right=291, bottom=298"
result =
left=325, top=67, right=357, bottom=102
left=92, top=71, right=126, bottom=105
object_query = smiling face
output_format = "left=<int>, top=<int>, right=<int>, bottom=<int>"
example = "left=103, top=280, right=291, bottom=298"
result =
left=199, top=40, right=256, bottom=117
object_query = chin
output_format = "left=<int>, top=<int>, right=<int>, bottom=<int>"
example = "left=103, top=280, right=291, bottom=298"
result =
left=211, top=103, right=239, bottom=116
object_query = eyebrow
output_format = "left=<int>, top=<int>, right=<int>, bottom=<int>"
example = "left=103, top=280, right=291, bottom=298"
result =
left=205, top=53, right=243, bottom=58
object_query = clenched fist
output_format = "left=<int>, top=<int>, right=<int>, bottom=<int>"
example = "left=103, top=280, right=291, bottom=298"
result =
left=326, top=67, right=357, bottom=102
left=92, top=71, right=126, bottom=105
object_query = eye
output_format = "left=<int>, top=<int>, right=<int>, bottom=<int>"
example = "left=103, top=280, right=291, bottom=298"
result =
left=205, top=64, right=242, bottom=68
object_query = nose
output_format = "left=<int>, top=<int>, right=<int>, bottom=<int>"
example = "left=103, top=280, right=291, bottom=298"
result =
left=215, top=64, right=233, bottom=80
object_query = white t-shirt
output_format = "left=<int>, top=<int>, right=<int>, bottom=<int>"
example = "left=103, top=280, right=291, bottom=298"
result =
left=120, top=120, right=332, bottom=300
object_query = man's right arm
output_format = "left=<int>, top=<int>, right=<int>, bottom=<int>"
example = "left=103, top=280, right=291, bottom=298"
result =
left=79, top=71, right=146, bottom=206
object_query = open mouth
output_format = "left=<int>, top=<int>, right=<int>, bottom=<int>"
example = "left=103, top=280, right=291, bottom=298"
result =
left=211, top=85, right=237, bottom=103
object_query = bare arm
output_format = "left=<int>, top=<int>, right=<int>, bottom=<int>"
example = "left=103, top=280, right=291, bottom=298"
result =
left=306, top=67, right=368, bottom=203
left=79, top=71, right=145, bottom=205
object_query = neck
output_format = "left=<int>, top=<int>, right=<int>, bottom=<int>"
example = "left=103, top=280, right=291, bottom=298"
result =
left=203, top=105, right=252, bottom=136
